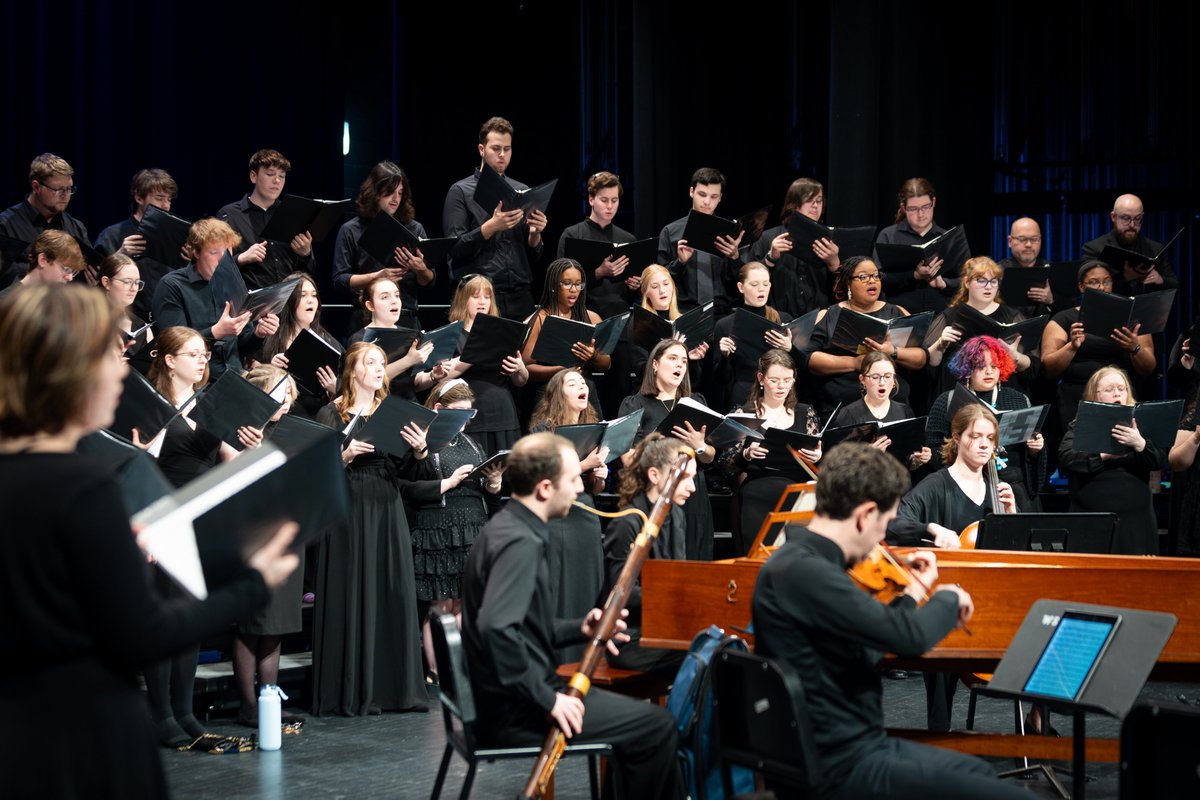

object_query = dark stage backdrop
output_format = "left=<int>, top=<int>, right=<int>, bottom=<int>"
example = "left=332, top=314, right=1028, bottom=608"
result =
left=2, top=0, right=1194, bottom=347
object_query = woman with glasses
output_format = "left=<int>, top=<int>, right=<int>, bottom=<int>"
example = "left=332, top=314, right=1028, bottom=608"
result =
left=1042, top=260, right=1155, bottom=428
left=254, top=272, right=342, bottom=417
left=718, top=349, right=822, bottom=555
left=97, top=252, right=147, bottom=335
left=804, top=256, right=928, bottom=420
left=332, top=161, right=434, bottom=332
left=829, top=351, right=931, bottom=471
left=746, top=177, right=837, bottom=317
left=923, top=335, right=1045, bottom=511
left=874, top=177, right=958, bottom=314
left=0, top=230, right=83, bottom=300
left=924, top=256, right=1038, bottom=397
left=1058, top=366, right=1165, bottom=555
left=142, top=326, right=264, bottom=746
left=522, top=258, right=611, bottom=403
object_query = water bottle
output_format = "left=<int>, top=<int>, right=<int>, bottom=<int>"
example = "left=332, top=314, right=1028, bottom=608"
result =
left=258, top=684, right=287, bottom=751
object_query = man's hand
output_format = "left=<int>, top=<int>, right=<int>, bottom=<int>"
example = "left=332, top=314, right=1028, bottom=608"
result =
left=120, top=233, right=147, bottom=257
left=255, top=312, right=280, bottom=338
left=290, top=231, right=313, bottom=257
left=212, top=301, right=252, bottom=339
left=934, top=583, right=975, bottom=625
left=676, top=239, right=694, bottom=265
left=581, top=607, right=629, bottom=656
left=237, top=241, right=268, bottom=265
left=1026, top=283, right=1053, bottom=305
left=549, top=693, right=585, bottom=738
left=482, top=202, right=524, bottom=239
left=905, top=549, right=939, bottom=598
left=714, top=230, right=744, bottom=260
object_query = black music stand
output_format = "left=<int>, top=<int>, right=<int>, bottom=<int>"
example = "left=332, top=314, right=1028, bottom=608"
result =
left=977, top=600, right=1176, bottom=800
left=976, top=512, right=1117, bottom=554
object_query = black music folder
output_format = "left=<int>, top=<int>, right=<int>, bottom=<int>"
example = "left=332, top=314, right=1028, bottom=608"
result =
left=473, top=164, right=557, bottom=215
left=140, top=204, right=192, bottom=268
left=267, top=413, right=337, bottom=456
left=760, top=426, right=823, bottom=474
left=874, top=225, right=970, bottom=274
left=108, top=370, right=181, bottom=442
left=556, top=409, right=645, bottom=462
left=823, top=416, right=928, bottom=462
left=1095, top=228, right=1182, bottom=271
left=230, top=276, right=301, bottom=321
left=947, top=304, right=1050, bottom=346
left=629, top=302, right=715, bottom=351
left=530, top=316, right=594, bottom=367
left=188, top=370, right=283, bottom=449
left=362, top=326, right=420, bottom=363
left=562, top=237, right=658, bottom=273
left=830, top=307, right=933, bottom=353
left=784, top=213, right=876, bottom=263
left=998, top=266, right=1051, bottom=307
left=465, top=450, right=510, bottom=482
left=132, top=432, right=350, bottom=599
left=459, top=313, right=530, bottom=365
left=259, top=195, right=353, bottom=243
left=1073, top=399, right=1184, bottom=455
left=655, top=397, right=765, bottom=449
left=730, top=308, right=815, bottom=360
left=357, top=210, right=456, bottom=268
left=420, top=321, right=465, bottom=365
left=424, top=408, right=477, bottom=454
left=355, top=396, right=437, bottom=457
left=1080, top=287, right=1176, bottom=336
left=76, top=429, right=173, bottom=516
left=284, top=329, right=343, bottom=395
left=681, top=209, right=742, bottom=257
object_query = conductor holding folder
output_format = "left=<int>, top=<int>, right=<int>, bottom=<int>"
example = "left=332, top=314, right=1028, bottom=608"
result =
left=0, top=283, right=298, bottom=798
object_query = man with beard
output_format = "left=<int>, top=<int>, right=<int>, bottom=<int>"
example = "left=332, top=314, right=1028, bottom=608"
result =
left=1082, top=194, right=1177, bottom=294
left=0, top=153, right=89, bottom=288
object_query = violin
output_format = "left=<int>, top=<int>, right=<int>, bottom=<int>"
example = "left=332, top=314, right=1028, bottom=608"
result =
left=848, top=544, right=930, bottom=604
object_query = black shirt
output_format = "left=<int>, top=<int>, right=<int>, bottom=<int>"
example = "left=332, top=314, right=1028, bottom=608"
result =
left=331, top=214, right=427, bottom=314
left=557, top=217, right=637, bottom=317
left=150, top=263, right=261, bottom=380
left=873, top=218, right=959, bottom=313
left=748, top=222, right=831, bottom=317
left=0, top=199, right=89, bottom=287
left=461, top=499, right=586, bottom=721
left=1081, top=230, right=1178, bottom=294
left=218, top=194, right=316, bottom=290
left=888, top=468, right=994, bottom=546
left=752, top=526, right=958, bottom=786
left=95, top=216, right=173, bottom=321
left=443, top=169, right=543, bottom=291
left=658, top=214, right=741, bottom=317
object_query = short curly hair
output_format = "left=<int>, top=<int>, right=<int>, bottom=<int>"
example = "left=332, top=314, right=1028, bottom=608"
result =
left=948, top=335, right=1015, bottom=383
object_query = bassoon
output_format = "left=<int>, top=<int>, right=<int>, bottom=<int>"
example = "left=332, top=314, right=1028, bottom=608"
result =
left=518, top=448, right=695, bottom=799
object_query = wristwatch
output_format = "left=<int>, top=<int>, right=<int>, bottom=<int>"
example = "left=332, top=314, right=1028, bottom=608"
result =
left=695, top=443, right=708, bottom=457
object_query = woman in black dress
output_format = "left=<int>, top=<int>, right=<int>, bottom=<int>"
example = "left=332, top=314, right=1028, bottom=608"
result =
left=409, top=378, right=504, bottom=675
left=603, top=433, right=696, bottom=674
left=631, top=264, right=709, bottom=382
left=1042, top=260, right=1156, bottom=428
left=256, top=272, right=342, bottom=418
left=1168, top=402, right=1200, bottom=556
left=804, top=256, right=928, bottom=420
left=312, top=341, right=437, bottom=715
left=0, top=284, right=297, bottom=797
left=924, top=256, right=1038, bottom=397
left=924, top=335, right=1045, bottom=511
left=830, top=351, right=931, bottom=471
left=348, top=275, right=444, bottom=398
left=618, top=338, right=718, bottom=560
left=529, top=367, right=609, bottom=661
left=1058, top=366, right=1166, bottom=555
left=718, top=349, right=822, bottom=554
left=746, top=176, right=838, bottom=316
left=332, top=160, right=434, bottom=331
left=713, top=261, right=797, bottom=412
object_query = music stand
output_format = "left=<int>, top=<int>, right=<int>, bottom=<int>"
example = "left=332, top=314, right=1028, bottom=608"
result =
left=744, top=510, right=814, bottom=561
left=976, top=512, right=1117, bottom=554
left=770, top=481, right=817, bottom=514
left=977, top=599, right=1176, bottom=800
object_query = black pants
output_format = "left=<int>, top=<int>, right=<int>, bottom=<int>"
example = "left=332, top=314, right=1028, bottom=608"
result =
left=497, top=287, right=534, bottom=321
left=486, top=688, right=683, bottom=800
left=826, top=737, right=1031, bottom=800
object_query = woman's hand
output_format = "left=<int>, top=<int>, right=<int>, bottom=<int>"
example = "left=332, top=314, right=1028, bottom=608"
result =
left=580, top=446, right=610, bottom=472
left=671, top=421, right=708, bottom=451
left=742, top=441, right=767, bottom=461
left=316, top=365, right=338, bottom=398
left=927, top=523, right=961, bottom=549
left=401, top=421, right=430, bottom=458
left=718, top=336, right=737, bottom=356
left=270, top=352, right=289, bottom=370
left=764, top=329, right=791, bottom=350
left=1110, top=323, right=1142, bottom=352
left=1111, top=419, right=1146, bottom=453
left=936, top=325, right=963, bottom=352
left=500, top=351, right=526, bottom=376
left=1025, top=432, right=1044, bottom=455
left=799, top=444, right=821, bottom=463
left=571, top=339, right=599, bottom=364
left=908, top=446, right=932, bottom=469
left=1068, top=321, right=1087, bottom=350
left=688, top=341, right=709, bottom=361
left=441, top=463, right=475, bottom=494
left=871, top=435, right=891, bottom=452
left=236, top=426, right=264, bottom=450
left=997, top=481, right=1018, bottom=514
left=247, top=521, right=301, bottom=590
left=482, top=462, right=506, bottom=494
left=342, top=438, right=374, bottom=465
left=399, top=339, right=435, bottom=372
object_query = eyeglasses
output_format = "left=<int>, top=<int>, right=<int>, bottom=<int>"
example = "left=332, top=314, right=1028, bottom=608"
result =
left=1010, top=235, right=1041, bottom=246
left=178, top=350, right=211, bottom=361
left=111, top=276, right=145, bottom=290
left=973, top=277, right=1001, bottom=288
left=764, top=377, right=795, bottom=387
left=37, top=182, right=77, bottom=196
left=1114, top=214, right=1144, bottom=226
left=1083, top=279, right=1113, bottom=289
left=851, top=273, right=882, bottom=283
left=864, top=373, right=895, bottom=383
left=58, top=264, right=77, bottom=277
left=559, top=280, right=584, bottom=289
left=905, top=202, right=934, bottom=215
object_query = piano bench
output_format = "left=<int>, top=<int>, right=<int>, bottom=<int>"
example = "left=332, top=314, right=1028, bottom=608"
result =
left=556, top=661, right=673, bottom=704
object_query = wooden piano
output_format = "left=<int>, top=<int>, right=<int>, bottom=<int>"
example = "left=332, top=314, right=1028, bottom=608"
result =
left=641, top=487, right=1200, bottom=762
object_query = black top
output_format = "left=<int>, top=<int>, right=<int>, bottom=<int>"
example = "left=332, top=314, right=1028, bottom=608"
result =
left=712, top=304, right=796, bottom=412
left=996, top=257, right=1060, bottom=317
left=461, top=500, right=586, bottom=723
left=752, top=526, right=958, bottom=787
left=617, top=390, right=710, bottom=442
left=218, top=194, right=316, bottom=290
left=332, top=214, right=426, bottom=311
left=804, top=303, right=913, bottom=417
left=150, top=263, right=261, bottom=380
left=830, top=397, right=914, bottom=426
left=0, top=199, right=89, bottom=287
left=443, top=169, right=543, bottom=291
left=924, top=302, right=1036, bottom=397
left=888, top=468, right=994, bottom=546
left=94, top=216, right=172, bottom=322
left=1049, top=307, right=1132, bottom=389
left=658, top=214, right=741, bottom=317
left=557, top=217, right=637, bottom=317
left=157, top=415, right=223, bottom=489
left=1081, top=230, right=1177, bottom=294
left=601, top=492, right=685, bottom=630
left=747, top=222, right=831, bottom=317
left=873, top=218, right=959, bottom=313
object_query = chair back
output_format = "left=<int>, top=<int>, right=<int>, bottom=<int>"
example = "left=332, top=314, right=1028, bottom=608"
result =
left=430, top=612, right=479, bottom=739
left=712, top=648, right=822, bottom=791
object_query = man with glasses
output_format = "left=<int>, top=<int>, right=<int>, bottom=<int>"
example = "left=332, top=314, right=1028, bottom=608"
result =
left=95, top=169, right=180, bottom=322
left=443, top=116, right=548, bottom=320
left=874, top=177, right=959, bottom=315
left=1082, top=193, right=1178, bottom=294
left=998, top=217, right=1059, bottom=315
left=0, top=153, right=89, bottom=289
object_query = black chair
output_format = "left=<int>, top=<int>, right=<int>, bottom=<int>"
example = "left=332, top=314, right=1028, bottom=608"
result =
left=712, top=648, right=822, bottom=798
left=427, top=612, right=611, bottom=800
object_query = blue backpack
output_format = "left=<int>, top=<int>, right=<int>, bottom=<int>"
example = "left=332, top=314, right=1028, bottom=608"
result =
left=666, top=625, right=755, bottom=799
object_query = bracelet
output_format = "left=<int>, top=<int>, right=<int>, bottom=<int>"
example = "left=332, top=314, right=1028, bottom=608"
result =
left=763, top=253, right=777, bottom=266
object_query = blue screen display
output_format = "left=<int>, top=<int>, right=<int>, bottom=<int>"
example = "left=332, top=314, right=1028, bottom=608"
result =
left=1023, top=615, right=1117, bottom=700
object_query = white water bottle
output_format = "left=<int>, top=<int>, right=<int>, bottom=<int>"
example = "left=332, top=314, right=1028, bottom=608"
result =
left=258, top=684, right=287, bottom=751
